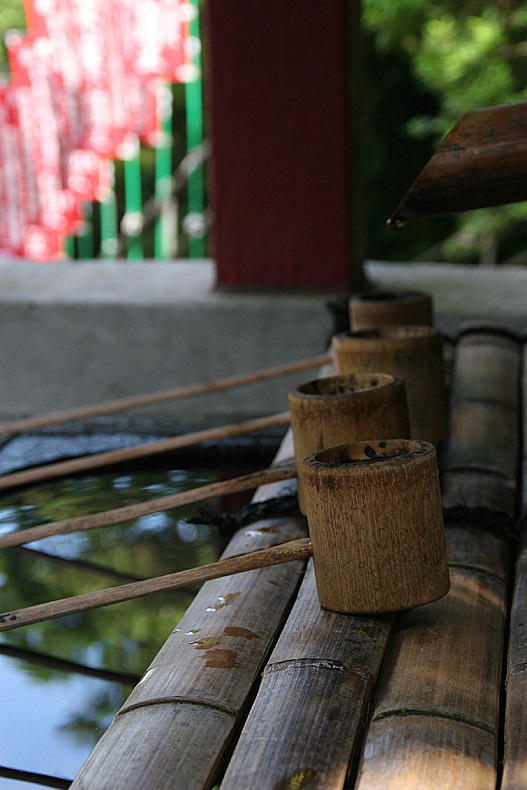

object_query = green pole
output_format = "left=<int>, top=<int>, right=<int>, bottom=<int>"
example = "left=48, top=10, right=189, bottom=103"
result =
left=155, top=82, right=175, bottom=260
left=77, top=202, right=95, bottom=259
left=65, top=236, right=75, bottom=259
left=184, top=0, right=205, bottom=258
left=122, top=134, right=144, bottom=260
left=99, top=162, right=118, bottom=259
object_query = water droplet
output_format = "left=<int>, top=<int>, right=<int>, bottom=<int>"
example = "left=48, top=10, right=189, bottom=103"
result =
left=223, top=626, right=259, bottom=640
left=205, top=592, right=241, bottom=612
left=202, top=649, right=238, bottom=669
left=189, top=636, right=219, bottom=650
left=138, top=668, right=156, bottom=684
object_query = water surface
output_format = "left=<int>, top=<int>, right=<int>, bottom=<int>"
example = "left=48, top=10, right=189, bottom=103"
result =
left=0, top=467, right=221, bottom=788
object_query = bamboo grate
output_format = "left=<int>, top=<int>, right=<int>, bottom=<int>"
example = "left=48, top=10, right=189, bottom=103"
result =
left=38, top=325, right=525, bottom=789
left=501, top=344, right=527, bottom=790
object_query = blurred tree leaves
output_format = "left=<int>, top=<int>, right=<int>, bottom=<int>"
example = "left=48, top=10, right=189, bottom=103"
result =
left=363, top=0, right=527, bottom=263
left=0, top=0, right=25, bottom=73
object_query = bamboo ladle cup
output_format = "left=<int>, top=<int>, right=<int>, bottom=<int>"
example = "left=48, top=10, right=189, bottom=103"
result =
left=0, top=439, right=449, bottom=630
left=331, top=326, right=447, bottom=442
left=349, top=290, right=433, bottom=331
left=289, top=373, right=410, bottom=514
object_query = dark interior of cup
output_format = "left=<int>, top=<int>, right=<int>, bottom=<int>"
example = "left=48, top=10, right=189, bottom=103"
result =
left=312, top=439, right=422, bottom=466
left=356, top=290, right=423, bottom=303
left=297, top=373, right=394, bottom=397
left=345, top=325, right=434, bottom=340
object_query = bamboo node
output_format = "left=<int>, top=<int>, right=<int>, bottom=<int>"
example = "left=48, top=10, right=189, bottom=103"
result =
left=370, top=707, right=495, bottom=735
left=264, top=658, right=371, bottom=684
left=117, top=696, right=237, bottom=718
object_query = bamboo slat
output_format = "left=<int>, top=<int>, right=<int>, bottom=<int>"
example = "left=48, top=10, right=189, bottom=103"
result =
left=441, top=327, right=521, bottom=514
left=450, top=332, right=520, bottom=407
left=354, top=524, right=509, bottom=790
left=501, top=344, right=527, bottom=790
left=220, top=559, right=392, bottom=790
left=353, top=323, right=517, bottom=789
left=502, top=533, right=527, bottom=790
left=0, top=411, right=291, bottom=491
left=441, top=470, right=517, bottom=518
left=70, top=432, right=309, bottom=790
left=444, top=401, right=518, bottom=478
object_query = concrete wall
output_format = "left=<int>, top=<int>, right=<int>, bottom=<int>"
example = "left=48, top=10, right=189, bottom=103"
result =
left=365, top=261, right=527, bottom=335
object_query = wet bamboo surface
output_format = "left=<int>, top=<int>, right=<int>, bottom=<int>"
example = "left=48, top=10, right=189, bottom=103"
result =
left=353, top=325, right=519, bottom=790
left=70, top=434, right=309, bottom=790
left=501, top=343, right=527, bottom=790
left=354, top=525, right=509, bottom=790
left=220, top=561, right=392, bottom=790
left=441, top=329, right=521, bottom=517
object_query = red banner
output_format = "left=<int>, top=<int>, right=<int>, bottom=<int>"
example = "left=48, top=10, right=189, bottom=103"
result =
left=7, top=34, right=80, bottom=244
left=1, top=0, right=194, bottom=261
left=0, top=83, right=24, bottom=255
left=119, top=0, right=191, bottom=84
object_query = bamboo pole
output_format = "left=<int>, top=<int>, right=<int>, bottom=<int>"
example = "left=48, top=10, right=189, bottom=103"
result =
left=353, top=322, right=517, bottom=790
left=0, top=353, right=330, bottom=437
left=220, top=558, right=392, bottom=790
left=70, top=432, right=309, bottom=790
left=501, top=343, right=527, bottom=790
left=0, top=538, right=313, bottom=631
left=0, top=463, right=296, bottom=550
left=441, top=327, right=521, bottom=515
left=354, top=524, right=509, bottom=790
left=0, top=412, right=291, bottom=491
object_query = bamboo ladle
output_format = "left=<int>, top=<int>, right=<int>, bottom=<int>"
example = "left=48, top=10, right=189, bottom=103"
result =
left=0, top=462, right=297, bottom=550
left=0, top=353, right=331, bottom=438
left=0, top=411, right=291, bottom=491
left=0, top=439, right=449, bottom=630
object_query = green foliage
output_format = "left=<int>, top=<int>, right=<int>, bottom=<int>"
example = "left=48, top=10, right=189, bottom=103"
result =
left=0, top=0, right=25, bottom=74
left=0, top=467, right=222, bottom=746
left=363, top=0, right=527, bottom=263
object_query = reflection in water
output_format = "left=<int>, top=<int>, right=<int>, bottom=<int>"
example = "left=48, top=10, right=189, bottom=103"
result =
left=0, top=467, right=221, bottom=788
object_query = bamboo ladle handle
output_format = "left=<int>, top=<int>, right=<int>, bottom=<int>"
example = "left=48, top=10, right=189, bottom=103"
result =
left=0, top=538, right=313, bottom=631
left=0, top=353, right=332, bottom=437
left=0, top=462, right=297, bottom=550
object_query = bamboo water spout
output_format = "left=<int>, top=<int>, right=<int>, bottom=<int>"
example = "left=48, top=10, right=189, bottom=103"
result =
left=0, top=440, right=449, bottom=630
left=389, top=101, right=527, bottom=225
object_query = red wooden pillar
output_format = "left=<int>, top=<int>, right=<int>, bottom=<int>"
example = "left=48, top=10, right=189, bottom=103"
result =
left=206, top=0, right=365, bottom=291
